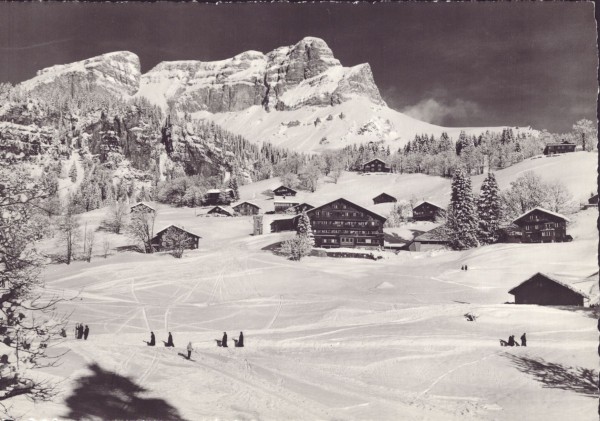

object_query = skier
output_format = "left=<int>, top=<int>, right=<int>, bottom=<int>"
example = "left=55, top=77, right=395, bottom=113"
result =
left=461, top=265, right=464, bottom=271
left=237, top=332, right=244, bottom=347
left=146, top=332, right=156, bottom=346
left=507, top=335, right=515, bottom=346
left=222, top=332, right=228, bottom=348
left=465, top=265, right=468, bottom=271
left=520, top=333, right=527, bottom=347
left=77, top=323, right=84, bottom=339
left=83, top=325, right=89, bottom=340
left=186, top=342, right=193, bottom=359
left=165, top=332, right=174, bottom=347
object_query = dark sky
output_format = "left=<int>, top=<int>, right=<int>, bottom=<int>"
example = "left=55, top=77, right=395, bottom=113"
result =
left=0, top=2, right=596, bottom=132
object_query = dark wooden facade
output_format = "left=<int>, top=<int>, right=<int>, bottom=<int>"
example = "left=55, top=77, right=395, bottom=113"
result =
left=270, top=216, right=299, bottom=232
left=207, top=206, right=234, bottom=217
left=512, top=207, right=570, bottom=243
left=233, top=201, right=261, bottom=216
left=543, top=142, right=576, bottom=155
left=373, top=193, right=397, bottom=205
left=306, top=198, right=386, bottom=248
left=151, top=225, right=200, bottom=251
left=130, top=203, right=155, bottom=214
left=588, top=194, right=598, bottom=205
left=509, top=273, right=586, bottom=306
left=412, top=201, right=446, bottom=221
left=362, top=158, right=390, bottom=173
left=204, top=189, right=234, bottom=206
left=273, top=186, right=297, bottom=197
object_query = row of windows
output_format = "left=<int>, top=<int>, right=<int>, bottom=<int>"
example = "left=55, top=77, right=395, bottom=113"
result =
left=314, top=220, right=378, bottom=227
left=315, top=229, right=379, bottom=235
left=541, top=231, right=555, bottom=237
left=524, top=223, right=558, bottom=230
left=321, top=237, right=375, bottom=244
left=314, top=210, right=365, bottom=218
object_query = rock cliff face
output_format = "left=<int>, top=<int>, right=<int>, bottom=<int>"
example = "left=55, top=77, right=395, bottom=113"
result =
left=20, top=51, right=141, bottom=99
left=137, top=37, right=385, bottom=112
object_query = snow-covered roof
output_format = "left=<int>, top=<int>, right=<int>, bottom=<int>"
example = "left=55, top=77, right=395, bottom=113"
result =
left=274, top=200, right=300, bottom=204
left=363, top=158, right=388, bottom=166
left=373, top=193, right=396, bottom=200
left=512, top=207, right=570, bottom=224
left=413, top=225, right=450, bottom=243
left=233, top=201, right=260, bottom=209
left=130, top=202, right=155, bottom=211
left=207, top=205, right=234, bottom=215
left=413, top=200, right=445, bottom=211
left=508, top=272, right=589, bottom=298
left=154, top=224, right=202, bottom=239
left=206, top=189, right=221, bottom=194
left=273, top=185, right=298, bottom=193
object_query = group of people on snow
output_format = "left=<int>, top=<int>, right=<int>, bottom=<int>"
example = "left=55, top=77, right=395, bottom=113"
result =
left=73, top=323, right=89, bottom=340
left=501, top=333, right=526, bottom=347
left=460, top=265, right=468, bottom=271
left=143, top=331, right=244, bottom=360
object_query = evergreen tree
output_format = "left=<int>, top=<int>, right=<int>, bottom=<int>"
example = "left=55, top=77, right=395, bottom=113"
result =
left=447, top=168, right=479, bottom=250
left=477, top=172, right=501, bottom=244
left=228, top=177, right=240, bottom=201
left=68, top=162, right=77, bottom=183
left=296, top=211, right=315, bottom=247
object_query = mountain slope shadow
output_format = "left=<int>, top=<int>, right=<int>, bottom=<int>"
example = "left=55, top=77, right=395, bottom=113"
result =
left=64, top=363, right=187, bottom=420
left=504, top=353, right=598, bottom=398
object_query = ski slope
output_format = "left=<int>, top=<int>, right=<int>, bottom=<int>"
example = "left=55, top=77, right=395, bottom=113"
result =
left=8, top=152, right=598, bottom=420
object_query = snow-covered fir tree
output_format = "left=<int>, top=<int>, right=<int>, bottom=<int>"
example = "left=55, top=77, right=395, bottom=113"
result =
left=447, top=168, right=479, bottom=250
left=228, top=177, right=240, bottom=201
left=296, top=211, right=315, bottom=247
left=477, top=172, right=501, bottom=244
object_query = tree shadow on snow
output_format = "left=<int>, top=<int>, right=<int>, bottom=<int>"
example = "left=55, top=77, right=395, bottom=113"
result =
left=64, top=363, right=187, bottom=420
left=504, top=353, right=598, bottom=398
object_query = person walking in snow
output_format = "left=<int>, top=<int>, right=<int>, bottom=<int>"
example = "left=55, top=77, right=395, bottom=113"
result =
left=77, top=323, right=84, bottom=339
left=146, top=332, right=156, bottom=346
left=236, top=332, right=244, bottom=348
left=520, top=333, right=527, bottom=347
left=187, top=342, right=193, bottom=359
left=60, top=328, right=67, bottom=338
left=83, top=325, right=89, bottom=340
left=74, top=323, right=80, bottom=339
left=507, top=335, right=515, bottom=346
left=165, top=332, right=174, bottom=347
left=222, top=332, right=228, bottom=348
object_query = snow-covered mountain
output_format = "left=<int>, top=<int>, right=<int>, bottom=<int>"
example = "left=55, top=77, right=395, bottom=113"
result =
left=18, top=37, right=536, bottom=153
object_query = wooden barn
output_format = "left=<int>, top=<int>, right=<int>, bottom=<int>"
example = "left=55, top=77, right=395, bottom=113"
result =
left=232, top=201, right=261, bottom=216
left=270, top=216, right=300, bottom=232
left=373, top=193, right=397, bottom=205
left=306, top=198, right=386, bottom=248
left=273, top=185, right=297, bottom=198
left=362, top=158, right=390, bottom=173
left=204, top=189, right=234, bottom=206
left=207, top=206, right=234, bottom=217
left=412, top=201, right=446, bottom=221
left=543, top=141, right=576, bottom=155
left=130, top=202, right=155, bottom=214
left=508, top=272, right=588, bottom=306
left=408, top=226, right=450, bottom=251
left=290, top=203, right=315, bottom=214
left=512, top=207, right=571, bottom=243
left=151, top=225, right=201, bottom=252
left=274, top=200, right=300, bottom=214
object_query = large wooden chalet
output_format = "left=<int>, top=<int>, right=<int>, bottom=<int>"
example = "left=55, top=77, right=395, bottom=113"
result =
left=543, top=141, right=576, bottom=155
left=512, top=207, right=571, bottom=243
left=232, top=201, right=261, bottom=216
left=306, top=198, right=386, bottom=248
left=412, top=201, right=446, bottom=221
left=362, top=158, right=390, bottom=173
left=508, top=272, right=588, bottom=306
left=151, top=225, right=201, bottom=252
left=273, top=185, right=297, bottom=198
left=373, top=193, right=397, bottom=205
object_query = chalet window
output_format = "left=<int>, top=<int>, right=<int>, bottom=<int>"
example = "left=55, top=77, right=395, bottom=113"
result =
left=365, top=239, right=372, bottom=244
